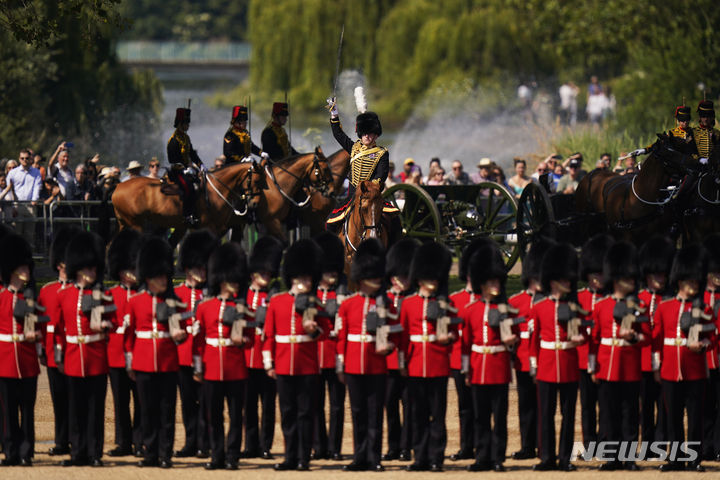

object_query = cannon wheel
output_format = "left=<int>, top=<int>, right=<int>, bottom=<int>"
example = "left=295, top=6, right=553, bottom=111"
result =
left=516, top=182, right=555, bottom=257
left=475, top=182, right=520, bottom=270
left=383, top=183, right=441, bottom=240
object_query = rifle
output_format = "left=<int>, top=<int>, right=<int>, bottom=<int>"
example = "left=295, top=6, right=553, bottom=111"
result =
left=679, top=298, right=715, bottom=344
left=364, top=295, right=402, bottom=352
left=557, top=301, right=591, bottom=338
left=612, top=296, right=649, bottom=333
left=80, top=288, right=117, bottom=332
left=13, top=288, right=50, bottom=335
left=487, top=303, right=523, bottom=343
left=294, top=293, right=329, bottom=339
left=156, top=297, right=193, bottom=342
left=426, top=297, right=462, bottom=338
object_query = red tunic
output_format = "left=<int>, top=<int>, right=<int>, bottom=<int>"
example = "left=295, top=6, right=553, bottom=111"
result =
left=126, top=292, right=180, bottom=373
left=576, top=288, right=601, bottom=371
left=262, top=292, right=332, bottom=376
left=509, top=290, right=535, bottom=372
left=652, top=297, right=715, bottom=382
left=174, top=283, right=203, bottom=367
left=529, top=297, right=585, bottom=383
left=56, top=285, right=112, bottom=377
left=638, top=289, right=664, bottom=372
left=193, top=297, right=251, bottom=381
left=590, top=297, right=649, bottom=382
left=106, top=284, right=135, bottom=369
left=703, top=289, right=720, bottom=370
left=399, top=294, right=456, bottom=378
left=0, top=288, right=40, bottom=379
left=336, top=293, right=399, bottom=375
left=449, top=288, right=477, bottom=371
left=461, top=300, right=513, bottom=385
left=316, top=288, right=338, bottom=369
left=385, top=289, right=406, bottom=370
left=37, top=280, right=69, bottom=369
left=244, top=288, right=269, bottom=370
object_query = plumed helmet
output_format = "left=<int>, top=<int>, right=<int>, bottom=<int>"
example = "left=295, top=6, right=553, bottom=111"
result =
left=282, top=239, right=322, bottom=289
left=541, top=243, right=578, bottom=293
left=107, top=229, right=142, bottom=281
left=580, top=234, right=614, bottom=279
left=356, top=111, right=382, bottom=138
left=469, top=243, right=507, bottom=295
left=458, top=237, right=495, bottom=283
left=178, top=229, right=217, bottom=272
left=521, top=237, right=556, bottom=288
left=603, top=241, right=639, bottom=285
left=137, top=236, right=174, bottom=285
left=231, top=105, right=248, bottom=123
left=703, top=233, right=720, bottom=274
left=49, top=225, right=81, bottom=271
left=313, top=231, right=345, bottom=274
left=351, top=238, right=386, bottom=282
left=65, top=231, right=106, bottom=285
left=639, top=234, right=676, bottom=278
left=385, top=238, right=419, bottom=280
left=174, top=107, right=191, bottom=127
left=208, top=241, right=248, bottom=296
left=409, top=242, right=452, bottom=292
left=0, top=233, right=33, bottom=286
left=272, top=102, right=289, bottom=116
left=249, top=236, right=284, bottom=276
left=669, top=244, right=707, bottom=290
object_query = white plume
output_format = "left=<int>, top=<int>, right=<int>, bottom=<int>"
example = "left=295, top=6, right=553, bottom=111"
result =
left=354, top=86, right=367, bottom=113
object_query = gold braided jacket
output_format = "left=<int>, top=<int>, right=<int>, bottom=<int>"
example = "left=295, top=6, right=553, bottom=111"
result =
left=668, top=125, right=692, bottom=140
left=168, top=129, right=192, bottom=167
left=692, top=125, right=720, bottom=158
left=267, top=122, right=291, bottom=158
left=228, top=128, right=253, bottom=157
left=350, top=141, right=388, bottom=187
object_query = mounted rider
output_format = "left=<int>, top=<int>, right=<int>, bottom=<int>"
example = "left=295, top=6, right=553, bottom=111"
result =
left=692, top=100, right=720, bottom=167
left=261, top=102, right=298, bottom=161
left=167, top=106, right=204, bottom=226
left=223, top=105, right=269, bottom=165
left=629, top=104, right=694, bottom=160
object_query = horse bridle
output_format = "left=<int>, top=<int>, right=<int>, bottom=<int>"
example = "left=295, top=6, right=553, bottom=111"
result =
left=344, top=189, right=383, bottom=252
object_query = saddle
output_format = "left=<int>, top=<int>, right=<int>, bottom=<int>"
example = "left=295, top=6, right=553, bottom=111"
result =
left=159, top=171, right=204, bottom=197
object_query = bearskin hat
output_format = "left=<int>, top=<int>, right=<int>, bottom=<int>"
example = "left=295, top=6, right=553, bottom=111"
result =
left=65, top=231, right=106, bottom=285
left=313, top=231, right=345, bottom=274
left=249, top=236, right=284, bottom=276
left=469, top=243, right=507, bottom=295
left=698, top=100, right=715, bottom=118
left=580, top=234, right=614, bottom=279
left=356, top=111, right=382, bottom=138
left=0, top=233, right=33, bottom=286
left=174, top=107, right=191, bottom=127
left=137, top=236, right=174, bottom=285
left=639, top=234, right=676, bottom=278
left=282, top=239, right=322, bottom=289
left=458, top=237, right=495, bottom=283
left=49, top=225, right=81, bottom=271
left=675, top=105, right=691, bottom=122
left=351, top=238, right=386, bottom=282
left=521, top=237, right=556, bottom=288
left=541, top=243, right=578, bottom=293
left=703, top=233, right=720, bottom=274
left=409, top=242, right=452, bottom=290
left=231, top=105, right=248, bottom=123
left=385, top=238, right=419, bottom=280
left=208, top=241, right=248, bottom=295
left=178, top=229, right=217, bottom=272
left=669, top=244, right=707, bottom=290
left=272, top=102, right=289, bottom=116
left=603, top=241, right=639, bottom=285
left=107, top=229, right=142, bottom=281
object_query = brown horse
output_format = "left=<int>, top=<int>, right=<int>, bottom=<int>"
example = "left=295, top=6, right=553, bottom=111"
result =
left=112, top=147, right=335, bottom=244
left=681, top=139, right=720, bottom=243
left=299, top=149, right=350, bottom=235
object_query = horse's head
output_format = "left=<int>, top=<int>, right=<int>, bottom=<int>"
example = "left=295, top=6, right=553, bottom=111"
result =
left=649, top=132, right=700, bottom=179
left=354, top=180, right=384, bottom=240
left=307, top=146, right=335, bottom=198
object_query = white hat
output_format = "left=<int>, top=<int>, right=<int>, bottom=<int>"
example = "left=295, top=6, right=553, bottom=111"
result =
left=477, top=157, right=493, bottom=168
left=98, top=167, right=112, bottom=178
left=126, top=160, right=143, bottom=171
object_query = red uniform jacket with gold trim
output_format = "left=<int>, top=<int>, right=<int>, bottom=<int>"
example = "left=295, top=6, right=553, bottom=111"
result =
left=461, top=300, right=513, bottom=385
left=316, top=288, right=338, bottom=370
left=107, top=284, right=135, bottom=369
left=244, top=288, right=269, bottom=370
left=125, top=291, right=180, bottom=373
left=174, top=283, right=203, bottom=367
left=638, top=288, right=664, bottom=372
left=509, top=290, right=535, bottom=372
left=385, top=289, right=406, bottom=370
left=449, top=289, right=476, bottom=371
left=0, top=288, right=40, bottom=379
left=703, top=289, right=720, bottom=370
left=38, top=280, right=69, bottom=369
left=576, top=288, right=601, bottom=371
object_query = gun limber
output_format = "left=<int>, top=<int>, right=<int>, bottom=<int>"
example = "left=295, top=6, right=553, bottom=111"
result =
left=680, top=300, right=715, bottom=344
left=487, top=303, right=522, bottom=343
left=613, top=296, right=649, bottom=332
left=14, top=290, right=50, bottom=334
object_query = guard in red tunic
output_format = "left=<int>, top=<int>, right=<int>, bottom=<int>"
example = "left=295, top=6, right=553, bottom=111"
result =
left=463, top=243, right=519, bottom=472
left=263, top=239, right=333, bottom=471
left=529, top=243, right=587, bottom=471
left=509, top=237, right=555, bottom=460
left=0, top=234, right=40, bottom=466
left=383, top=238, right=418, bottom=462
left=576, top=234, right=613, bottom=451
left=589, top=242, right=650, bottom=471
left=702, top=233, right=720, bottom=461
left=243, top=236, right=283, bottom=459
left=311, top=232, right=346, bottom=460
left=174, top=230, right=217, bottom=459
left=37, top=226, right=78, bottom=457
left=126, top=237, right=187, bottom=468
left=652, top=245, right=715, bottom=472
left=105, top=229, right=143, bottom=457
left=194, top=242, right=252, bottom=470
left=400, top=242, right=457, bottom=472
left=56, top=231, right=113, bottom=467
left=336, top=239, right=397, bottom=472
left=637, top=235, right=674, bottom=449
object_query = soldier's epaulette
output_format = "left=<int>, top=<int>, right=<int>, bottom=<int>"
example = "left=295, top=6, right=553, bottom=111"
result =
left=464, top=298, right=482, bottom=309
left=532, top=293, right=548, bottom=305
left=577, top=287, right=589, bottom=294
left=508, top=291, right=526, bottom=302
left=129, top=289, right=147, bottom=299
left=450, top=288, right=467, bottom=297
left=404, top=293, right=420, bottom=301
left=657, top=297, right=675, bottom=306
left=40, top=280, right=59, bottom=291
left=268, top=290, right=287, bottom=300
left=197, top=297, right=215, bottom=306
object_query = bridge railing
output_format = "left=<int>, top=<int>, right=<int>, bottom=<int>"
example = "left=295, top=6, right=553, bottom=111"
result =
left=117, top=41, right=251, bottom=64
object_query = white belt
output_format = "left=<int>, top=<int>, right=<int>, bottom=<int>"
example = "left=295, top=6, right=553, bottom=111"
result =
left=471, top=344, right=507, bottom=354
left=520, top=331, right=530, bottom=339
left=206, top=337, right=232, bottom=347
left=0, top=333, right=25, bottom=342
left=66, top=334, right=104, bottom=344
left=410, top=334, right=437, bottom=343
left=664, top=337, right=687, bottom=347
left=540, top=340, right=576, bottom=350
left=135, top=330, right=171, bottom=339
left=347, top=333, right=376, bottom=343
left=46, top=325, right=55, bottom=333
left=600, top=338, right=632, bottom=347
left=275, top=334, right=313, bottom=344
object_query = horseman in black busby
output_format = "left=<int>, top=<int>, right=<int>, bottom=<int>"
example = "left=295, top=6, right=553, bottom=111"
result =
left=167, top=106, right=205, bottom=226
left=262, top=102, right=298, bottom=161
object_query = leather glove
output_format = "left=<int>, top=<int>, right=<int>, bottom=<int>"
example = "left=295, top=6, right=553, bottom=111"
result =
left=327, top=97, right=339, bottom=117
left=700, top=157, right=709, bottom=165
left=260, top=151, right=270, bottom=160
left=630, top=148, right=646, bottom=156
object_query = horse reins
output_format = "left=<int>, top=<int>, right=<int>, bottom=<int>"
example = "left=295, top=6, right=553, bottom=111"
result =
left=343, top=192, right=383, bottom=252
left=204, top=171, right=249, bottom=216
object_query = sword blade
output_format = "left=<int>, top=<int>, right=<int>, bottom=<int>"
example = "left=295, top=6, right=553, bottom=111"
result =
left=332, top=24, right=345, bottom=98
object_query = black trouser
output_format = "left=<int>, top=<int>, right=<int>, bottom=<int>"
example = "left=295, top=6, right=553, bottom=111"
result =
left=578, top=370, right=598, bottom=447
left=663, top=380, right=705, bottom=452
left=47, top=366, right=69, bottom=449
left=136, top=371, right=177, bottom=462
left=67, top=374, right=107, bottom=461
left=471, top=383, right=509, bottom=464
left=346, top=374, right=386, bottom=465
left=177, top=365, right=208, bottom=452
left=204, top=379, right=246, bottom=464
left=598, top=380, right=640, bottom=460
left=451, top=368, right=474, bottom=454
left=313, top=368, right=345, bottom=456
left=0, top=377, right=37, bottom=461
left=385, top=369, right=411, bottom=453
left=276, top=374, right=319, bottom=464
left=108, top=367, right=142, bottom=450
left=641, top=370, right=664, bottom=443
left=516, top=370, right=537, bottom=452
left=408, top=376, right=448, bottom=466
left=244, top=368, right=276, bottom=453
left=703, top=369, right=720, bottom=457
left=168, top=170, right=196, bottom=218
left=537, top=380, right=577, bottom=465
